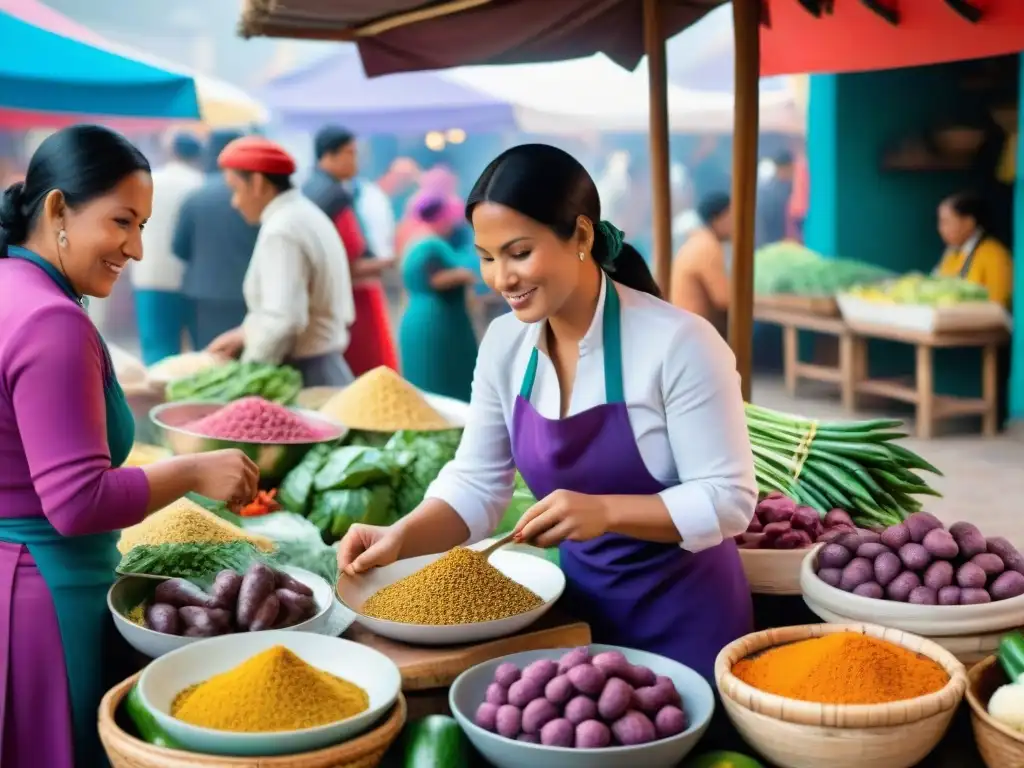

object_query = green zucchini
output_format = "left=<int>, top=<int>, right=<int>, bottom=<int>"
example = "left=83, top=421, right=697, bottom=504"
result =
left=403, top=715, right=469, bottom=768
left=999, top=631, right=1024, bottom=683
left=124, top=685, right=180, bottom=749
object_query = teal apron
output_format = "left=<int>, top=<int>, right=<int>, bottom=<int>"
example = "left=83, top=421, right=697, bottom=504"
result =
left=3, top=246, right=136, bottom=767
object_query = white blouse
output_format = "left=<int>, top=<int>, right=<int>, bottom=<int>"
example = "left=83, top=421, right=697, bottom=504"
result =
left=425, top=274, right=756, bottom=553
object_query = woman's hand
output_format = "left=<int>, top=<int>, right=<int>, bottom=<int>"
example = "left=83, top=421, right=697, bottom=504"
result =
left=337, top=524, right=403, bottom=577
left=191, top=449, right=259, bottom=512
left=512, top=490, right=611, bottom=548
left=206, top=327, right=245, bottom=359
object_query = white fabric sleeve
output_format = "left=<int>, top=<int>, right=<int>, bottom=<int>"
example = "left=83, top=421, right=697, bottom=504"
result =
left=657, top=318, right=757, bottom=552
left=424, top=323, right=516, bottom=544
left=241, top=233, right=310, bottom=365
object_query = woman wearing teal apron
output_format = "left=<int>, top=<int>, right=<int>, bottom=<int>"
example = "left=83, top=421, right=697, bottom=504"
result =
left=0, top=125, right=258, bottom=768
left=338, top=145, right=755, bottom=682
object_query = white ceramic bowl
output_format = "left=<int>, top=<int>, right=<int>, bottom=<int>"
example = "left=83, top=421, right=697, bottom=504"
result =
left=800, top=548, right=1024, bottom=636
left=138, top=631, right=401, bottom=757
left=421, top=392, right=469, bottom=427
left=109, top=566, right=336, bottom=657
left=337, top=549, right=565, bottom=645
left=449, top=645, right=714, bottom=768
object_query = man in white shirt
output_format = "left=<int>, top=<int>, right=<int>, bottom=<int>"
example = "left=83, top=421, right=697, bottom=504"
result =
left=206, top=136, right=356, bottom=386
left=131, top=133, right=203, bottom=364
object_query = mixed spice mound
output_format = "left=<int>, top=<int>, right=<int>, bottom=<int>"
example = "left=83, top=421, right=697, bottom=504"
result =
left=187, top=396, right=328, bottom=442
left=172, top=645, right=369, bottom=732
left=319, top=366, right=452, bottom=432
left=360, top=547, right=543, bottom=625
left=732, top=631, right=949, bottom=705
left=117, top=497, right=274, bottom=554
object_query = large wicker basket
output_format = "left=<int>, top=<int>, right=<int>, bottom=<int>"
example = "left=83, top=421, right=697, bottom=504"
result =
left=98, top=673, right=406, bottom=768
left=714, top=623, right=968, bottom=768
left=966, top=654, right=1024, bottom=768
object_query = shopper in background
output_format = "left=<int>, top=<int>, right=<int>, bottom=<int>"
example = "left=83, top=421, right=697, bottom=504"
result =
left=131, top=132, right=203, bottom=364
left=208, top=137, right=356, bottom=387
left=755, top=150, right=795, bottom=248
left=173, top=130, right=260, bottom=350
left=306, top=126, right=398, bottom=374
left=398, top=190, right=479, bottom=401
left=935, top=190, right=1013, bottom=308
left=669, top=192, right=733, bottom=337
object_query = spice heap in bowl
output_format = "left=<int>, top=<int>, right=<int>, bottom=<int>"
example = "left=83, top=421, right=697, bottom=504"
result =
left=450, top=645, right=714, bottom=768
left=715, top=624, right=968, bottom=768
left=338, top=546, right=565, bottom=645
left=801, top=513, right=1024, bottom=650
left=138, top=631, right=401, bottom=757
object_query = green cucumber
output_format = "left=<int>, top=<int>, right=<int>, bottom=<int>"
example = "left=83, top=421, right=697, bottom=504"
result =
left=999, top=632, right=1024, bottom=683
left=685, top=750, right=765, bottom=768
left=403, top=715, right=469, bottom=768
left=124, top=685, right=180, bottom=749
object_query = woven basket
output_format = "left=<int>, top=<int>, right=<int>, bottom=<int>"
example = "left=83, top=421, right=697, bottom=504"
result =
left=714, top=623, right=968, bottom=768
left=98, top=673, right=406, bottom=768
left=967, top=654, right=1024, bottom=768
left=737, top=546, right=809, bottom=595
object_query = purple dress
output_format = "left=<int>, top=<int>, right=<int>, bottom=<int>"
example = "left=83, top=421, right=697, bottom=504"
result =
left=510, top=280, right=752, bottom=680
left=0, top=257, right=150, bottom=767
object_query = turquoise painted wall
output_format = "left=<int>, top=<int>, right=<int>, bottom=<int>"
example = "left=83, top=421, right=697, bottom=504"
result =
left=806, top=61, right=1018, bottom=404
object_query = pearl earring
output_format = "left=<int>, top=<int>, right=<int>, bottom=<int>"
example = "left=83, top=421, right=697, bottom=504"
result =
left=578, top=251, right=585, bottom=261
left=57, top=229, right=68, bottom=248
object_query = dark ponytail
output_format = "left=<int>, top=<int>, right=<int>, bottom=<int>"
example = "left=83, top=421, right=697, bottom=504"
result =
left=466, top=143, right=661, bottom=298
left=0, top=124, right=150, bottom=258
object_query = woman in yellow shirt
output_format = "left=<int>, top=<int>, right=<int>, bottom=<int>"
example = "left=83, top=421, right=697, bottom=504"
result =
left=935, top=191, right=1013, bottom=307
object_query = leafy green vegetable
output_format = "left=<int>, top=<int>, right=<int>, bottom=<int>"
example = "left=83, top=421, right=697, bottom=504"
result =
left=117, top=541, right=272, bottom=578
left=278, top=444, right=333, bottom=513
left=313, top=446, right=397, bottom=492
left=385, top=429, right=462, bottom=516
left=308, top=484, right=398, bottom=543
left=754, top=241, right=895, bottom=297
left=166, top=361, right=302, bottom=404
left=346, top=430, right=394, bottom=448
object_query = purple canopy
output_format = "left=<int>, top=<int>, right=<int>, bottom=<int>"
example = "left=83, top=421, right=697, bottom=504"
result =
left=260, top=46, right=514, bottom=134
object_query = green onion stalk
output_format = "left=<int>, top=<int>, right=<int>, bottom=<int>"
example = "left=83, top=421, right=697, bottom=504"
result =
left=744, top=403, right=942, bottom=528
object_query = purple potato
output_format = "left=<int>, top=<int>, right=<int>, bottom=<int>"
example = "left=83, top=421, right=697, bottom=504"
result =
left=496, top=705, right=522, bottom=739
left=591, top=650, right=632, bottom=680
left=494, top=662, right=521, bottom=688
left=949, top=522, right=987, bottom=560
left=144, top=603, right=181, bottom=635
left=874, top=552, right=902, bottom=587
left=971, top=553, right=1006, bottom=578
left=475, top=702, right=498, bottom=732
left=486, top=683, right=508, bottom=706
left=775, top=530, right=813, bottom=549
left=611, top=710, right=657, bottom=746
left=209, top=570, right=243, bottom=610
left=956, top=562, right=987, bottom=590
left=627, top=664, right=657, bottom=688
left=856, top=529, right=882, bottom=544
left=991, top=571, right=1024, bottom=601
left=923, top=561, right=955, bottom=591
left=922, top=528, right=959, bottom=560
left=633, top=685, right=672, bottom=714
left=817, top=567, right=843, bottom=588
left=522, top=659, right=559, bottom=686
left=937, top=586, right=962, bottom=605
left=987, top=538, right=1024, bottom=575
left=274, top=570, right=314, bottom=597
left=249, top=593, right=280, bottom=632
left=839, top=557, right=874, bottom=591
left=905, top=512, right=944, bottom=542
left=655, top=675, right=683, bottom=707
left=908, top=586, right=937, bottom=605
left=790, top=506, right=822, bottom=534
left=836, top=532, right=866, bottom=551
left=564, top=695, right=598, bottom=725
left=154, top=578, right=218, bottom=609
left=236, top=563, right=276, bottom=630
left=886, top=571, right=921, bottom=602
left=567, top=663, right=606, bottom=696
left=824, top=509, right=856, bottom=529
left=597, top=677, right=634, bottom=721
left=960, top=588, right=993, bottom=605
left=898, top=543, right=931, bottom=571
left=880, top=523, right=912, bottom=551
left=818, top=543, right=854, bottom=570
left=654, top=705, right=688, bottom=738
left=816, top=529, right=847, bottom=544
left=852, top=582, right=884, bottom=599
left=540, top=718, right=574, bottom=747
left=517, top=733, right=539, bottom=743
left=557, top=647, right=591, bottom=675
left=856, top=542, right=892, bottom=560
left=575, top=720, right=612, bottom=749
left=544, top=674, right=574, bottom=705
left=508, top=677, right=545, bottom=708
left=521, top=698, right=559, bottom=735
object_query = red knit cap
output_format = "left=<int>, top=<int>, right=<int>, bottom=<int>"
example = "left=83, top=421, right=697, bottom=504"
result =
left=218, top=136, right=296, bottom=176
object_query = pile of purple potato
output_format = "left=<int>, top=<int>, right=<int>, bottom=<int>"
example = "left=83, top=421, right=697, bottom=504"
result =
left=814, top=512, right=1024, bottom=605
left=736, top=492, right=864, bottom=550
left=474, top=648, right=688, bottom=748
left=141, top=562, right=318, bottom=637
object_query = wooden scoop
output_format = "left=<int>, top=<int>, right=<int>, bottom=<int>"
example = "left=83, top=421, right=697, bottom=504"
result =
left=478, top=531, right=518, bottom=559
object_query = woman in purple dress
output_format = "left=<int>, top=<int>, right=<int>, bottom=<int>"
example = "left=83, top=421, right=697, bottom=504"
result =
left=0, top=125, right=259, bottom=768
left=337, top=144, right=756, bottom=681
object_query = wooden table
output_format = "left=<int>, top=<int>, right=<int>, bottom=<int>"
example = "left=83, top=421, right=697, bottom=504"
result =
left=754, top=304, right=856, bottom=411
left=846, top=322, right=1009, bottom=439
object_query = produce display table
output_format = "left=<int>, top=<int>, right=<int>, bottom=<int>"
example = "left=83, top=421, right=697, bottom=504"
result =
left=753, top=303, right=856, bottom=411
left=845, top=322, right=1009, bottom=439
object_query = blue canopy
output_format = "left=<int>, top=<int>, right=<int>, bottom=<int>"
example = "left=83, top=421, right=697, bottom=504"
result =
left=0, top=10, right=199, bottom=119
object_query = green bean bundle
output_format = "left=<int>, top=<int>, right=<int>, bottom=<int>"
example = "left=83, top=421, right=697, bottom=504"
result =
left=745, top=403, right=942, bottom=528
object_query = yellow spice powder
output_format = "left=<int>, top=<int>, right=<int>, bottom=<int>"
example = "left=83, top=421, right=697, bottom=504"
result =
left=117, top=498, right=273, bottom=554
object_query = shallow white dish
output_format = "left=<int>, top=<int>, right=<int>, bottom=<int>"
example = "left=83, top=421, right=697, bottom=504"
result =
left=800, top=548, right=1024, bottom=636
left=138, top=631, right=401, bottom=757
left=337, top=549, right=565, bottom=646
left=449, top=644, right=714, bottom=768
left=109, top=566, right=336, bottom=658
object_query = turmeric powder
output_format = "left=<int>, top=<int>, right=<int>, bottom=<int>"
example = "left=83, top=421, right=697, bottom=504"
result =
left=171, top=646, right=369, bottom=732
left=732, top=632, right=948, bottom=705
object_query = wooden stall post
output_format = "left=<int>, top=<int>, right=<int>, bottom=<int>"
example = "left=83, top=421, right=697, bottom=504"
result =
left=729, top=0, right=761, bottom=401
left=642, top=0, right=673, bottom=294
